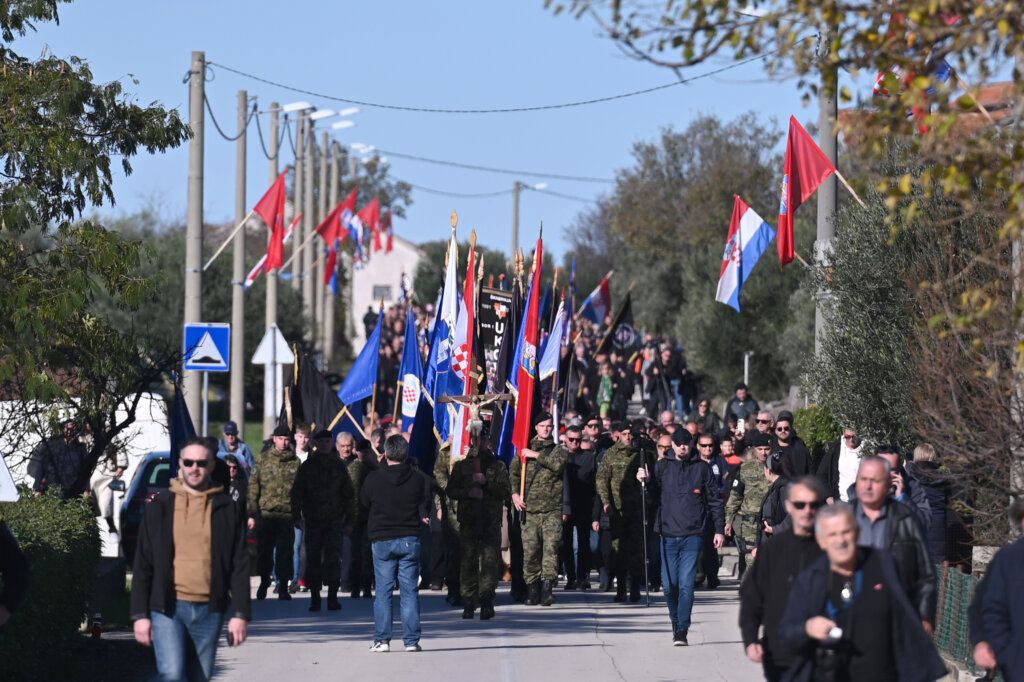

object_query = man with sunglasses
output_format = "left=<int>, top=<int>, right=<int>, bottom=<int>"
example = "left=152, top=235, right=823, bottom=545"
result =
left=771, top=411, right=811, bottom=476
left=694, top=434, right=727, bottom=589
left=816, top=427, right=864, bottom=503
left=132, top=438, right=250, bottom=681
left=739, top=476, right=826, bottom=680
left=560, top=425, right=597, bottom=591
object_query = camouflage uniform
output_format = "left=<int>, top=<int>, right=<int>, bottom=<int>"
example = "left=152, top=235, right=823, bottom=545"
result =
left=509, top=437, right=566, bottom=583
left=724, top=457, right=770, bottom=574
left=248, top=447, right=301, bottom=583
left=291, top=445, right=356, bottom=592
left=433, top=444, right=461, bottom=601
left=595, top=440, right=649, bottom=595
left=446, top=444, right=511, bottom=603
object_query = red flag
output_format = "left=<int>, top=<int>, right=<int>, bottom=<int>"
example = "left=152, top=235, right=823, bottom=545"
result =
left=357, top=198, right=382, bottom=252
left=255, top=171, right=288, bottom=270
left=453, top=246, right=477, bottom=458
left=316, top=189, right=358, bottom=245
left=383, top=209, right=394, bottom=253
left=512, top=237, right=543, bottom=456
left=778, top=116, right=836, bottom=267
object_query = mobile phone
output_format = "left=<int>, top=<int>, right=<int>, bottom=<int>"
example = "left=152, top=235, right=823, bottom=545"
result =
left=737, top=418, right=746, bottom=433
left=226, top=631, right=235, bottom=647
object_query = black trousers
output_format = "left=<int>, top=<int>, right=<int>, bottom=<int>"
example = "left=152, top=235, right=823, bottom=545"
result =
left=257, top=514, right=294, bottom=583
left=560, top=517, right=593, bottom=584
left=509, top=509, right=526, bottom=593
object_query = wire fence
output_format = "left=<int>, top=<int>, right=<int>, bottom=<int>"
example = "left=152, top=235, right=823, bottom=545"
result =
left=933, top=563, right=1000, bottom=680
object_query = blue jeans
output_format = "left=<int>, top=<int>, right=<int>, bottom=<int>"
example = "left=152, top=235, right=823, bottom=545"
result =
left=670, top=379, right=684, bottom=416
left=151, top=602, right=225, bottom=682
left=660, top=535, right=702, bottom=633
left=293, top=526, right=305, bottom=582
left=371, top=536, right=421, bottom=646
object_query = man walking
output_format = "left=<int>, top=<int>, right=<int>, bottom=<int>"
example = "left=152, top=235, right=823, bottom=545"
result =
left=131, top=438, right=250, bottom=681
left=247, top=426, right=301, bottom=600
left=724, top=432, right=772, bottom=576
left=974, top=498, right=1024, bottom=680
left=510, top=412, right=567, bottom=607
left=292, top=429, right=356, bottom=612
left=638, top=430, right=725, bottom=645
left=218, top=421, right=255, bottom=475
left=561, top=424, right=598, bottom=591
left=361, top=435, right=430, bottom=652
left=738, top=476, right=826, bottom=680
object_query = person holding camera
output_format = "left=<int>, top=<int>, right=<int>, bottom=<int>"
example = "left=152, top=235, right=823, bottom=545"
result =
left=778, top=502, right=945, bottom=682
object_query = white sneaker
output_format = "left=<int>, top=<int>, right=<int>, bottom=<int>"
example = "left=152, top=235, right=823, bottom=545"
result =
left=405, top=644, right=421, bottom=652
left=369, top=641, right=390, bottom=653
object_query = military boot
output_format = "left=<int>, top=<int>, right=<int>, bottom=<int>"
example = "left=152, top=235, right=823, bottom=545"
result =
left=309, top=589, right=322, bottom=612
left=614, top=580, right=627, bottom=603
left=525, top=581, right=541, bottom=606
left=326, top=585, right=342, bottom=611
left=462, top=598, right=476, bottom=619
left=629, top=577, right=642, bottom=603
left=278, top=582, right=292, bottom=600
left=480, top=596, right=495, bottom=620
left=540, top=580, right=556, bottom=606
left=256, top=576, right=271, bottom=600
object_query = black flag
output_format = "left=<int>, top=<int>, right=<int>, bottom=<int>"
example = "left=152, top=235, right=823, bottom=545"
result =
left=488, top=279, right=523, bottom=451
left=278, top=351, right=346, bottom=434
left=595, top=291, right=640, bottom=359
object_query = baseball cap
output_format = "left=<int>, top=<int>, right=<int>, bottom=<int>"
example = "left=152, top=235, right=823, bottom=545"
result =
left=223, top=421, right=239, bottom=435
left=671, top=430, right=692, bottom=446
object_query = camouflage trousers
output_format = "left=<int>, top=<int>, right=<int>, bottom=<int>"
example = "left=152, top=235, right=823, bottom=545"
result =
left=738, top=516, right=760, bottom=569
left=459, top=521, right=503, bottom=601
left=522, top=510, right=563, bottom=583
left=304, top=518, right=345, bottom=590
left=257, top=514, right=295, bottom=583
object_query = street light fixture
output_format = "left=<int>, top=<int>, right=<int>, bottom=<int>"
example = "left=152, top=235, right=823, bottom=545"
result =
left=332, top=120, right=356, bottom=130
left=512, top=181, right=552, bottom=257
left=282, top=101, right=313, bottom=113
left=309, top=108, right=337, bottom=121
left=338, top=107, right=360, bottom=117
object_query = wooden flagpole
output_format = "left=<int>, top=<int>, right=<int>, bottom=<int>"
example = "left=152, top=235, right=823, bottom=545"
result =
left=834, top=171, right=867, bottom=209
left=203, top=209, right=255, bottom=272
left=282, top=226, right=319, bottom=270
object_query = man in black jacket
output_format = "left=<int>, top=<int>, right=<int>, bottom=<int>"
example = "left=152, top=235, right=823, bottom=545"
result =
left=771, top=411, right=811, bottom=476
left=560, top=424, right=597, bottom=590
left=638, top=430, right=725, bottom=646
left=361, top=435, right=430, bottom=653
left=974, top=497, right=1024, bottom=681
left=131, top=437, right=250, bottom=681
left=739, top=476, right=826, bottom=681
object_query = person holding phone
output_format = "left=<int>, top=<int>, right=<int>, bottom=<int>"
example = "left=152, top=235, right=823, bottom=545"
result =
left=131, top=437, right=251, bottom=681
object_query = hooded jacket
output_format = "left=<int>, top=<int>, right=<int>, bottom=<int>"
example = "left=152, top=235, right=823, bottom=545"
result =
left=360, top=459, right=431, bottom=542
left=650, top=451, right=725, bottom=538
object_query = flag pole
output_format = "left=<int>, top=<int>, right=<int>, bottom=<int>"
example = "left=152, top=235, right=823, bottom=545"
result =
left=344, top=408, right=379, bottom=457
left=833, top=171, right=867, bottom=209
left=282, top=224, right=320, bottom=270
left=203, top=209, right=255, bottom=272
left=327, top=405, right=349, bottom=431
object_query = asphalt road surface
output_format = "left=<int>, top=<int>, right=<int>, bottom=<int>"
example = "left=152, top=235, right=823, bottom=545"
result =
left=215, top=576, right=764, bottom=682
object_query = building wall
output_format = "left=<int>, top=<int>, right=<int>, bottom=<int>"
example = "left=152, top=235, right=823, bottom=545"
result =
left=349, top=234, right=422, bottom=348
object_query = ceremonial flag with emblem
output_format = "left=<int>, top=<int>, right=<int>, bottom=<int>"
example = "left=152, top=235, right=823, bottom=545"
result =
left=428, top=234, right=459, bottom=444
left=511, top=236, right=543, bottom=456
left=539, top=297, right=565, bottom=381
left=778, top=116, right=836, bottom=267
left=578, top=273, right=612, bottom=323
left=320, top=189, right=358, bottom=293
left=449, top=246, right=477, bottom=459
left=244, top=213, right=300, bottom=290
left=491, top=281, right=523, bottom=461
left=596, top=291, right=639, bottom=358
left=337, top=306, right=382, bottom=407
left=716, top=196, right=777, bottom=312
left=278, top=351, right=349, bottom=436
left=397, top=306, right=423, bottom=434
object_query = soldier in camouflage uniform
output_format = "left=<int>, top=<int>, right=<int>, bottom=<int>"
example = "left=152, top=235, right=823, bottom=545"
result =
left=292, top=430, right=357, bottom=612
left=510, top=412, right=566, bottom=607
left=724, top=431, right=772, bottom=577
left=446, top=439, right=511, bottom=620
left=433, top=443, right=462, bottom=606
left=248, top=425, right=302, bottom=600
left=596, top=423, right=653, bottom=602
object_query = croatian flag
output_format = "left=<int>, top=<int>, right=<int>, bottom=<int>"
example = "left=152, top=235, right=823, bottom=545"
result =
left=578, top=274, right=611, bottom=323
left=716, top=195, right=777, bottom=312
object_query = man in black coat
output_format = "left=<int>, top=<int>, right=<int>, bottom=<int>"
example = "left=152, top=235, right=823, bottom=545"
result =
left=739, top=476, right=826, bottom=681
left=560, top=424, right=597, bottom=590
left=974, top=497, right=1024, bottom=681
left=771, top=411, right=811, bottom=477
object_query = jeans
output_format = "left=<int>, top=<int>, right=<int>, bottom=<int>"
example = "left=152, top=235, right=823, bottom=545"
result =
left=371, top=536, right=422, bottom=646
left=151, top=602, right=225, bottom=682
left=660, top=535, right=702, bottom=633
left=670, top=378, right=684, bottom=417
left=293, top=526, right=305, bottom=583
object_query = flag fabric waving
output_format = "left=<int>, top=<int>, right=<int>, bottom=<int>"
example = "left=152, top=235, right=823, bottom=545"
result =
left=255, top=170, right=289, bottom=270
left=778, top=116, right=836, bottom=267
left=578, top=273, right=612, bottom=323
left=358, top=198, right=383, bottom=253
left=383, top=209, right=394, bottom=253
left=320, top=189, right=358, bottom=292
left=716, top=195, right=777, bottom=312
left=337, top=308, right=382, bottom=407
left=450, top=246, right=477, bottom=459
left=538, top=297, right=565, bottom=381
left=397, top=307, right=424, bottom=434
left=428, top=234, right=460, bottom=444
left=596, top=292, right=640, bottom=359
left=245, top=213, right=300, bottom=290
left=511, top=237, right=544, bottom=456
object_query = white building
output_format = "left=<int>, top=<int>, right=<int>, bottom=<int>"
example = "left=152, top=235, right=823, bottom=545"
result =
left=349, top=234, right=423, bottom=347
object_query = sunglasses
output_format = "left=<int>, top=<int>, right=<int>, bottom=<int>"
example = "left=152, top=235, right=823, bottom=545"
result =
left=776, top=426, right=791, bottom=432
left=585, top=422, right=599, bottom=428
left=843, top=434, right=858, bottom=441
left=756, top=419, right=771, bottom=424
left=790, top=500, right=824, bottom=510
left=566, top=437, right=581, bottom=443
left=181, top=458, right=209, bottom=469
left=656, top=444, right=671, bottom=451
left=698, top=443, right=714, bottom=448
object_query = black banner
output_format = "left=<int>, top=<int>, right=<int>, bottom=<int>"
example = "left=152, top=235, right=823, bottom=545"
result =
left=478, top=286, right=515, bottom=393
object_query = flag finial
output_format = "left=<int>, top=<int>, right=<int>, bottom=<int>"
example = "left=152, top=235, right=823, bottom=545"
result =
left=470, top=229, right=477, bottom=251
left=451, top=210, right=459, bottom=230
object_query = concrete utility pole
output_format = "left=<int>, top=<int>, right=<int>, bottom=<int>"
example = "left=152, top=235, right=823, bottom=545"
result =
left=183, top=50, right=205, bottom=423
left=230, top=89, right=247, bottom=430
left=291, top=112, right=305, bottom=291
left=303, top=118, right=316, bottom=344
left=315, top=131, right=328, bottom=352
left=512, top=181, right=521, bottom=259
left=264, top=102, right=280, bottom=438
left=323, top=141, right=339, bottom=367
left=814, top=63, right=839, bottom=354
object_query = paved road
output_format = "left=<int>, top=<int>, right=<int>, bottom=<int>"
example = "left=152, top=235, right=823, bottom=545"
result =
left=216, top=576, right=763, bottom=682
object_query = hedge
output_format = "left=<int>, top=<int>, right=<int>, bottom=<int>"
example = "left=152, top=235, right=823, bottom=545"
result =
left=0, top=487, right=100, bottom=680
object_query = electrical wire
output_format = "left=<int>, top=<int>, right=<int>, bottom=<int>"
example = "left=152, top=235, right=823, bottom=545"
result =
left=391, top=176, right=598, bottom=203
left=203, top=94, right=257, bottom=142
left=375, top=148, right=612, bottom=183
left=205, top=53, right=773, bottom=115
left=252, top=107, right=288, bottom=161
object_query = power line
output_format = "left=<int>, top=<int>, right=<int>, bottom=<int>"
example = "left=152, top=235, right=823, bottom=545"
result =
left=391, top=176, right=598, bottom=203
left=203, top=94, right=257, bottom=142
left=205, top=53, right=772, bottom=115
left=376, top=148, right=612, bottom=183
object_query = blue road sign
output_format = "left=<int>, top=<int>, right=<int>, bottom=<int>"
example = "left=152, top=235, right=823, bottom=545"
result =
left=184, top=323, right=231, bottom=372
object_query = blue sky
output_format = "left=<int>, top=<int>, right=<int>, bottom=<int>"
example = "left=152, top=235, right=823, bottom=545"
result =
left=20, top=1, right=832, bottom=260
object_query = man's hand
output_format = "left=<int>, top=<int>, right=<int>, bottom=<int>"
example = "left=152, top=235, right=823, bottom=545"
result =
left=512, top=493, right=527, bottom=512
left=115, top=467, right=125, bottom=479
left=713, top=533, right=725, bottom=549
left=921, top=620, right=933, bottom=636
left=724, top=523, right=733, bottom=537
left=247, top=518, right=256, bottom=531
left=468, top=488, right=483, bottom=500
left=134, top=618, right=154, bottom=647
left=591, top=521, right=600, bottom=532
left=751, top=547, right=758, bottom=560
left=227, top=617, right=248, bottom=647
left=745, top=642, right=763, bottom=663
left=636, top=468, right=648, bottom=483
left=826, top=497, right=835, bottom=504
left=472, top=473, right=487, bottom=484
left=0, top=604, right=10, bottom=628
left=520, top=449, right=539, bottom=460
left=603, top=504, right=611, bottom=515
left=763, top=520, right=773, bottom=535
left=891, top=472, right=905, bottom=499
left=805, top=616, right=837, bottom=641
left=974, top=641, right=997, bottom=669
left=562, top=514, right=569, bottom=522
left=436, top=508, right=443, bottom=521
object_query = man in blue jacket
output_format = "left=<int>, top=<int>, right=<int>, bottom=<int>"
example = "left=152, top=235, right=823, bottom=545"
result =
left=637, top=429, right=725, bottom=646
left=974, top=497, right=1024, bottom=681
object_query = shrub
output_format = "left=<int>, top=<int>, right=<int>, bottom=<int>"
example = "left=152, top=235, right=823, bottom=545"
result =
left=794, top=405, right=841, bottom=472
left=0, top=486, right=100, bottom=680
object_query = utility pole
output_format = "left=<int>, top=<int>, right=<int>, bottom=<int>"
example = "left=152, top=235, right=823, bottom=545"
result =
left=230, top=89, right=247, bottom=430
left=291, top=112, right=305, bottom=291
left=512, top=181, right=521, bottom=260
left=264, top=103, right=280, bottom=437
left=323, top=141, right=339, bottom=367
left=814, top=46, right=839, bottom=354
left=315, top=131, right=328, bottom=353
left=303, top=118, right=316, bottom=344
left=183, top=50, right=205, bottom=424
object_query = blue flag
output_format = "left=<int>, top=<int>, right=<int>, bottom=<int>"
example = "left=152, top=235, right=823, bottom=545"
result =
left=429, top=234, right=459, bottom=444
left=338, top=310, right=382, bottom=406
left=169, top=377, right=197, bottom=480
left=398, top=307, right=424, bottom=434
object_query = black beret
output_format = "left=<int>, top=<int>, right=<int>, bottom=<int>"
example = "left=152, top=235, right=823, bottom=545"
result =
left=272, top=425, right=292, bottom=437
left=749, top=432, right=772, bottom=447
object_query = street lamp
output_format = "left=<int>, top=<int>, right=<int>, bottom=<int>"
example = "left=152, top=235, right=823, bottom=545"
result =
left=332, top=120, right=356, bottom=130
left=282, top=101, right=313, bottom=114
left=512, top=181, right=550, bottom=258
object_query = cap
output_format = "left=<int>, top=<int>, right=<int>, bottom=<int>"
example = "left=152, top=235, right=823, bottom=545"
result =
left=671, top=429, right=692, bottom=446
left=272, top=425, right=291, bottom=438
left=749, top=432, right=772, bottom=447
left=533, top=411, right=554, bottom=427
left=223, top=421, right=239, bottom=435
left=777, top=410, right=795, bottom=424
